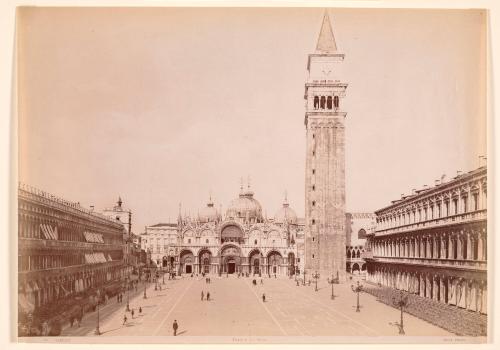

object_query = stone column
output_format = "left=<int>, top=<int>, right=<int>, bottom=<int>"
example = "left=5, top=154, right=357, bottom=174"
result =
left=419, top=274, right=425, bottom=296
left=433, top=276, right=439, bottom=301
left=439, top=276, right=446, bottom=302
left=466, top=234, right=472, bottom=260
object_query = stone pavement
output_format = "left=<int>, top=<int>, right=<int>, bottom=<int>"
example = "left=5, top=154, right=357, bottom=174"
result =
left=61, top=275, right=454, bottom=338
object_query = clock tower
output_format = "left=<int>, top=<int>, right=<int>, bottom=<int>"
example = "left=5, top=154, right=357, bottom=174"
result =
left=304, top=11, right=347, bottom=282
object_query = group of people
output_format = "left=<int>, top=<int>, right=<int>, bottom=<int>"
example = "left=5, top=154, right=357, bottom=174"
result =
left=205, top=277, right=211, bottom=284
left=123, top=306, right=142, bottom=325
left=252, top=279, right=264, bottom=286
left=201, top=291, right=211, bottom=301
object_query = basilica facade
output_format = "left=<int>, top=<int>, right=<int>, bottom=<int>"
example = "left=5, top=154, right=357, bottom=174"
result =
left=142, top=184, right=305, bottom=277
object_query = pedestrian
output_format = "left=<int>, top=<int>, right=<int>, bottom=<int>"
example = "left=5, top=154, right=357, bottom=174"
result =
left=262, top=293, right=266, bottom=303
left=206, top=292, right=210, bottom=301
left=123, top=314, right=127, bottom=325
left=261, top=279, right=263, bottom=285
left=131, top=309, right=135, bottom=319
left=139, top=306, right=142, bottom=314
left=173, top=320, right=179, bottom=336
left=201, top=291, right=204, bottom=301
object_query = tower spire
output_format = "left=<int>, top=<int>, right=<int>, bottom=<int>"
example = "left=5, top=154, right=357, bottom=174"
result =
left=316, top=10, right=337, bottom=53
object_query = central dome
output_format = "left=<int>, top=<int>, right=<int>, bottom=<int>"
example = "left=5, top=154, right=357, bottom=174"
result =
left=226, top=187, right=263, bottom=223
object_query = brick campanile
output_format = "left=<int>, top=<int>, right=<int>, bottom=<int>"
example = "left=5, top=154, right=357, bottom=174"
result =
left=304, top=11, right=347, bottom=282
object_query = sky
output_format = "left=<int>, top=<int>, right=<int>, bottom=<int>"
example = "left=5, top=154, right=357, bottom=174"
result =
left=17, top=7, right=486, bottom=232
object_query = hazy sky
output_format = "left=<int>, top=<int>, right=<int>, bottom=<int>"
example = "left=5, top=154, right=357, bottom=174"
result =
left=18, top=7, right=486, bottom=232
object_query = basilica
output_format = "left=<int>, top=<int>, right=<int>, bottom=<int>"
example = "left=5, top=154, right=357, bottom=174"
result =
left=142, top=184, right=306, bottom=277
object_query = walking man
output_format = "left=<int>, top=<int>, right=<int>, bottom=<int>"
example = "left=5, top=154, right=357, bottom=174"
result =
left=123, top=314, right=128, bottom=325
left=173, top=320, right=179, bottom=336
left=201, top=291, right=204, bottom=301
left=139, top=306, right=142, bottom=314
left=207, top=292, right=210, bottom=301
left=262, top=293, right=266, bottom=303
left=131, top=308, right=135, bottom=319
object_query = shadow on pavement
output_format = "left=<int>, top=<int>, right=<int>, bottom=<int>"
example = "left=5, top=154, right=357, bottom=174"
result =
left=177, top=330, right=187, bottom=336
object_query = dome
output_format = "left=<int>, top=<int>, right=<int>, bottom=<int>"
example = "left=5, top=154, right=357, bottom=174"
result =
left=198, top=198, right=218, bottom=223
left=274, top=198, right=298, bottom=225
left=226, top=186, right=263, bottom=222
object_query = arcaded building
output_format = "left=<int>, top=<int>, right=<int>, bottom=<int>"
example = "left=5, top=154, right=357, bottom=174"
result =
left=145, top=185, right=305, bottom=277
left=364, top=166, right=487, bottom=314
left=345, top=212, right=376, bottom=274
left=18, top=184, right=126, bottom=312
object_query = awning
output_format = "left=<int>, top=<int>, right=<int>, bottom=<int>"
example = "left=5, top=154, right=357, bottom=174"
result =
left=18, top=293, right=35, bottom=313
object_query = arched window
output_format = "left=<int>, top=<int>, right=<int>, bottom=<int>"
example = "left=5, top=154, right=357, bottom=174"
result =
left=320, top=96, right=326, bottom=109
left=313, top=96, right=319, bottom=109
left=356, top=250, right=361, bottom=258
left=334, top=95, right=339, bottom=108
left=327, top=96, right=332, bottom=109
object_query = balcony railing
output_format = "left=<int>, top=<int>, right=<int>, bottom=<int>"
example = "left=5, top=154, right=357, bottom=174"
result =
left=375, top=209, right=486, bottom=236
left=19, top=238, right=124, bottom=251
left=371, top=255, right=487, bottom=271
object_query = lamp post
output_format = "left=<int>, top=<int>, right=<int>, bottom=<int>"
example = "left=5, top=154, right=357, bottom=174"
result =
left=143, top=270, right=148, bottom=299
left=126, top=275, right=130, bottom=312
left=351, top=281, right=363, bottom=312
left=303, top=270, right=307, bottom=286
left=327, top=271, right=339, bottom=300
left=162, top=265, right=165, bottom=285
left=95, top=289, right=101, bottom=335
left=312, top=271, right=320, bottom=291
left=392, top=290, right=409, bottom=335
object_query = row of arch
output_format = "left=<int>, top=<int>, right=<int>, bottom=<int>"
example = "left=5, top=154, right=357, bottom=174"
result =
left=173, top=246, right=297, bottom=276
left=19, top=263, right=126, bottom=311
left=370, top=228, right=487, bottom=261
left=313, top=95, right=339, bottom=110
left=367, top=265, right=487, bottom=314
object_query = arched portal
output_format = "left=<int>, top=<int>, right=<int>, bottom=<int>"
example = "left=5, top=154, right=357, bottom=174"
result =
left=162, top=256, right=168, bottom=267
left=180, top=250, right=194, bottom=275
left=267, top=251, right=283, bottom=275
left=199, top=250, right=212, bottom=274
left=220, top=245, right=241, bottom=274
left=249, top=249, right=262, bottom=275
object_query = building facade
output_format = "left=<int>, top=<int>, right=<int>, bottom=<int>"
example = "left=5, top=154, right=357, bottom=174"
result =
left=364, top=166, right=487, bottom=314
left=304, top=12, right=347, bottom=281
left=141, top=222, right=178, bottom=267
left=144, top=186, right=305, bottom=277
left=345, top=212, right=375, bottom=274
left=18, top=183, right=126, bottom=314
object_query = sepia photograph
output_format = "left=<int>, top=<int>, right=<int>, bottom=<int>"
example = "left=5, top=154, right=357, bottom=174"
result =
left=8, top=2, right=493, bottom=345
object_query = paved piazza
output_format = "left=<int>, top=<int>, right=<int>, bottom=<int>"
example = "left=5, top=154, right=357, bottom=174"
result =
left=61, top=275, right=452, bottom=339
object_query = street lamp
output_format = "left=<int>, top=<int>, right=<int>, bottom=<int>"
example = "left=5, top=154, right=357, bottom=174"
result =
left=125, top=276, right=130, bottom=311
left=143, top=270, right=148, bottom=299
left=327, top=271, right=339, bottom=300
left=312, top=271, right=320, bottom=292
left=95, top=289, right=101, bottom=335
left=303, top=270, right=307, bottom=286
left=351, top=281, right=363, bottom=312
left=391, top=290, right=410, bottom=335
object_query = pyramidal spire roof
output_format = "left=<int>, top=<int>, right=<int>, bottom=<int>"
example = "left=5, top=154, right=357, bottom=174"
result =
left=316, top=10, right=337, bottom=53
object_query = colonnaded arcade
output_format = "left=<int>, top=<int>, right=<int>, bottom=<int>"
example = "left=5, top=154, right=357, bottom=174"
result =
left=365, top=166, right=487, bottom=314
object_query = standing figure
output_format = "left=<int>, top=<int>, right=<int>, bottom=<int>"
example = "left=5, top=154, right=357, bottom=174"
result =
left=173, top=320, right=179, bottom=336
left=262, top=293, right=266, bottom=303
left=131, top=309, right=135, bottom=319
left=123, top=314, right=127, bottom=325
left=139, top=306, right=142, bottom=314
left=207, top=292, right=210, bottom=301
left=201, top=291, right=204, bottom=301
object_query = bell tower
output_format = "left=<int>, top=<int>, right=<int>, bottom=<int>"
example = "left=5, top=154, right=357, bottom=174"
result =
left=304, top=11, right=347, bottom=282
